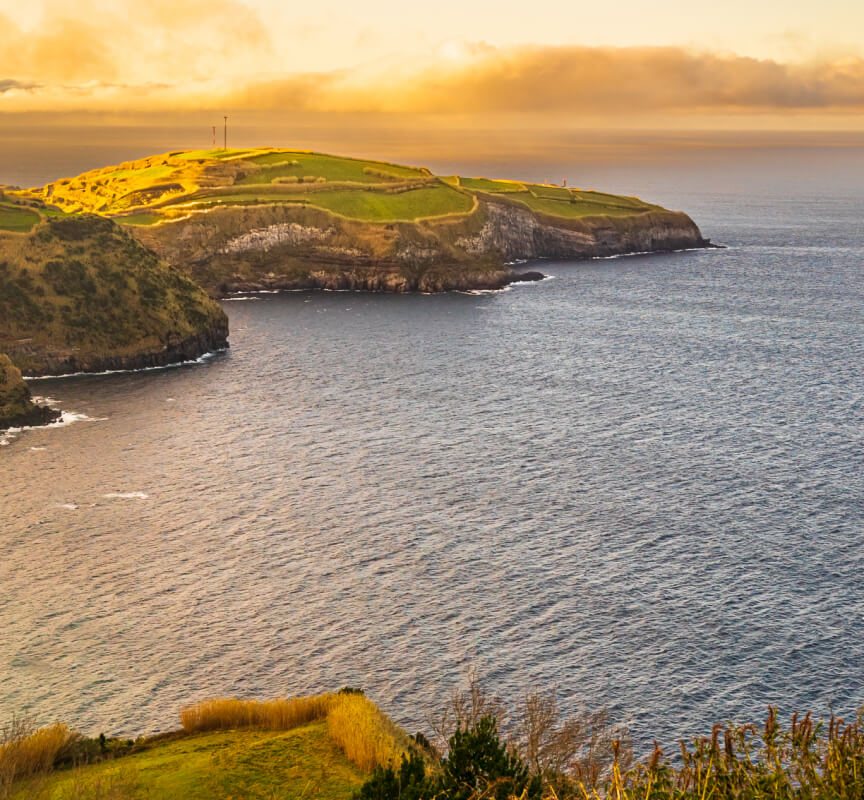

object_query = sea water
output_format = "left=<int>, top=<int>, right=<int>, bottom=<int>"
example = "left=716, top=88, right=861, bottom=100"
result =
left=1, top=144, right=863, bottom=751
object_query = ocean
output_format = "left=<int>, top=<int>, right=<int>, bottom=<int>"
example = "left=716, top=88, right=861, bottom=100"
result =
left=2, top=138, right=863, bottom=752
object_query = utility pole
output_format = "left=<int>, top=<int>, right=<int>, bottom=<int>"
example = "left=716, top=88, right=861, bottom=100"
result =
left=223, top=116, right=228, bottom=150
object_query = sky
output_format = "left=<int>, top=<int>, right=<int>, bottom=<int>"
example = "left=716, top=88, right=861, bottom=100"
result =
left=2, top=0, right=864, bottom=130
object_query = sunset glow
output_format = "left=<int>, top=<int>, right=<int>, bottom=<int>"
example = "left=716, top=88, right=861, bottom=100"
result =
left=2, top=0, right=864, bottom=129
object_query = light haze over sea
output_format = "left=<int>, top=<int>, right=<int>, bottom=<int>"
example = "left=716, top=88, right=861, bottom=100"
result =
left=1, top=131, right=863, bottom=751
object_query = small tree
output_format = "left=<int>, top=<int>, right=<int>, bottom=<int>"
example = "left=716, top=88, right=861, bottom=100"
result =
left=438, top=716, right=541, bottom=800
left=355, top=751, right=428, bottom=800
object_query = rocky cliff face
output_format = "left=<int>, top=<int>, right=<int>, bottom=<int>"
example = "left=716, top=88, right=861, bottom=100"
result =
left=131, top=196, right=710, bottom=295
left=455, top=200, right=707, bottom=260
left=0, top=354, right=60, bottom=430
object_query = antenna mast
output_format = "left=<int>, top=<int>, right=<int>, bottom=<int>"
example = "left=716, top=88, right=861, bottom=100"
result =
left=212, top=126, right=216, bottom=149
left=223, top=116, right=228, bottom=150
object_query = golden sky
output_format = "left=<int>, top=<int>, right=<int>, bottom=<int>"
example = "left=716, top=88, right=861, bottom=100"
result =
left=2, top=0, right=864, bottom=128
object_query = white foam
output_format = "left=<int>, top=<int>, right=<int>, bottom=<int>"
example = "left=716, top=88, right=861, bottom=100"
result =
left=220, top=296, right=261, bottom=302
left=60, top=503, right=79, bottom=511
left=0, top=406, right=106, bottom=448
left=24, top=349, right=226, bottom=381
left=103, top=492, right=149, bottom=500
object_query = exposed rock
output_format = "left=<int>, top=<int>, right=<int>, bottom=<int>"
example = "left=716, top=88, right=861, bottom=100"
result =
left=132, top=194, right=710, bottom=296
left=0, top=354, right=60, bottom=431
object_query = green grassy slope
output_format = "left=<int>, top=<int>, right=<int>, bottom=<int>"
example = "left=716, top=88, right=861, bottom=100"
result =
left=28, top=149, right=660, bottom=227
left=12, top=723, right=366, bottom=800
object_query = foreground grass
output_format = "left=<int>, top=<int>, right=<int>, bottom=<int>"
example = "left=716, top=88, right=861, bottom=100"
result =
left=12, top=724, right=365, bottom=800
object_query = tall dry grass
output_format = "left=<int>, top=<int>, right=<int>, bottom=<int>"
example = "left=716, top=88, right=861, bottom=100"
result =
left=0, top=719, right=77, bottom=798
left=326, top=692, right=407, bottom=772
left=179, top=694, right=334, bottom=733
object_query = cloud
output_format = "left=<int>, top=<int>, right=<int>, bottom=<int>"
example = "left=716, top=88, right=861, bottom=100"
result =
left=226, top=45, right=864, bottom=115
left=0, top=79, right=42, bottom=94
left=0, top=1, right=270, bottom=86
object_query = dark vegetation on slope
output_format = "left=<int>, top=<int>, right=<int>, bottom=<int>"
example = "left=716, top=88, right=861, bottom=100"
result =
left=0, top=215, right=228, bottom=376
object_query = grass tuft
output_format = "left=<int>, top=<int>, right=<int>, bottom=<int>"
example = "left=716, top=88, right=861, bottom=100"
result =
left=0, top=720, right=77, bottom=792
left=326, top=693, right=407, bottom=772
left=179, top=695, right=333, bottom=734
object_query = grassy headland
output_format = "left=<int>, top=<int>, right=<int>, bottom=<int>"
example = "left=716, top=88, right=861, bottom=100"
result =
left=28, top=148, right=662, bottom=226
left=4, top=148, right=708, bottom=296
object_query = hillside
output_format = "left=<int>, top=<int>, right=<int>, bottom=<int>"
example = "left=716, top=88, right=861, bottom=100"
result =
left=11, top=724, right=367, bottom=800
left=0, top=215, right=228, bottom=376
left=21, top=148, right=709, bottom=294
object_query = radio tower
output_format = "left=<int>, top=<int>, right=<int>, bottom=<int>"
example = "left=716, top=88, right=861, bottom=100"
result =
left=223, top=116, right=228, bottom=150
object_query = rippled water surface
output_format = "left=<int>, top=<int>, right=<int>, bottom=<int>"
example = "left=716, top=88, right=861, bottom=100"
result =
left=2, top=153, right=863, bottom=750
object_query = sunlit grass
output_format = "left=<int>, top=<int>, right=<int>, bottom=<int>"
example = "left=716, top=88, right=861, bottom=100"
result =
left=325, top=693, right=408, bottom=772
left=459, top=177, right=526, bottom=192
left=179, top=695, right=333, bottom=734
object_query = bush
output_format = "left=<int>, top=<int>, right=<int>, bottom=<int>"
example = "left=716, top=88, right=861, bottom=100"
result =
left=355, top=751, right=429, bottom=800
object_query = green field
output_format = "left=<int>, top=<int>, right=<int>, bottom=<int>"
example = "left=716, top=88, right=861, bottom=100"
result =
left=498, top=189, right=659, bottom=219
left=0, top=202, right=41, bottom=232
left=176, top=185, right=475, bottom=221
left=116, top=212, right=165, bottom=226
left=459, top=177, right=526, bottom=192
left=25, top=147, right=661, bottom=226
left=12, top=723, right=365, bottom=800
left=238, top=152, right=428, bottom=185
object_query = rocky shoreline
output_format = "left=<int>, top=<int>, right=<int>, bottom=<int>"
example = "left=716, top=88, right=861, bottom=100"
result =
left=10, top=323, right=230, bottom=379
left=220, top=268, right=547, bottom=294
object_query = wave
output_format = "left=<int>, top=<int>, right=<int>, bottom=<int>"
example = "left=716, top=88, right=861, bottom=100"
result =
left=0, top=406, right=105, bottom=447
left=103, top=492, right=149, bottom=500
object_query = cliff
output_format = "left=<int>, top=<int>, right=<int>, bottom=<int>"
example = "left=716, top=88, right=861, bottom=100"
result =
left=130, top=194, right=708, bottom=294
left=0, top=216, right=228, bottom=377
left=0, top=354, right=60, bottom=430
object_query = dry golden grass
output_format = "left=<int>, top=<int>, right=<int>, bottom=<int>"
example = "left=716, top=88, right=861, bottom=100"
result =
left=179, top=694, right=334, bottom=734
left=0, top=721, right=77, bottom=794
left=179, top=692, right=407, bottom=773
left=325, top=692, right=407, bottom=772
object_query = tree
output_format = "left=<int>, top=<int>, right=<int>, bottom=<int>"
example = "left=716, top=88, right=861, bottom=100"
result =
left=438, top=716, right=541, bottom=800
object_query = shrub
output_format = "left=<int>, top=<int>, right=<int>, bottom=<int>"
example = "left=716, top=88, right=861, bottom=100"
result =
left=439, top=716, right=540, bottom=800
left=355, top=751, right=429, bottom=800
left=327, top=692, right=407, bottom=772
left=179, top=694, right=333, bottom=733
